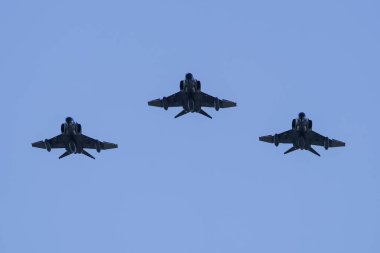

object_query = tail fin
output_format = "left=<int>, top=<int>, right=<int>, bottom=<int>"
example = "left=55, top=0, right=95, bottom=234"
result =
left=82, top=150, right=95, bottom=159
left=175, top=110, right=188, bottom=118
left=59, top=151, right=71, bottom=159
left=198, top=109, right=212, bottom=119
left=307, top=147, right=320, bottom=156
left=284, top=146, right=298, bottom=155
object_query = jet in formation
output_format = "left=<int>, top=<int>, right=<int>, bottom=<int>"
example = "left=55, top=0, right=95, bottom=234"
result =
left=259, top=112, right=345, bottom=156
left=32, top=117, right=118, bottom=159
left=148, top=73, right=236, bottom=118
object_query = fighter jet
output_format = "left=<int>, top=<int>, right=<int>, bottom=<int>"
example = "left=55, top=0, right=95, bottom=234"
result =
left=259, top=112, right=345, bottom=156
left=32, top=117, right=118, bottom=159
left=148, top=73, right=236, bottom=118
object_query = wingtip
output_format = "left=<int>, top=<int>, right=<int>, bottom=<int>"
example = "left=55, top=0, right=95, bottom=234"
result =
left=331, top=139, right=346, bottom=147
left=148, top=99, right=162, bottom=107
left=31, top=141, right=44, bottom=149
left=259, top=135, right=275, bottom=143
left=219, top=100, right=237, bottom=109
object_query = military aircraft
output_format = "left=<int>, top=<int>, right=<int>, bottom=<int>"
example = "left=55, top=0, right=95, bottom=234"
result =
left=148, top=73, right=236, bottom=118
left=32, top=117, right=118, bottom=159
left=259, top=112, right=345, bottom=156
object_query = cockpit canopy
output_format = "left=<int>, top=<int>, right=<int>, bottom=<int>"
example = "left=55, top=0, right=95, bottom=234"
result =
left=298, top=112, right=306, bottom=119
left=65, top=117, right=74, bottom=124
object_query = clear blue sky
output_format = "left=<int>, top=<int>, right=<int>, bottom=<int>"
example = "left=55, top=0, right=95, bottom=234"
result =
left=1, top=1, right=379, bottom=252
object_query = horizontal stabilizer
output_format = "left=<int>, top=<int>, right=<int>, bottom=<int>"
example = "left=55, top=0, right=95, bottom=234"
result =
left=284, top=146, right=298, bottom=155
left=175, top=110, right=188, bottom=118
left=198, top=109, right=212, bottom=119
left=307, top=147, right=320, bottom=156
left=59, top=151, right=71, bottom=159
left=82, top=150, right=95, bottom=159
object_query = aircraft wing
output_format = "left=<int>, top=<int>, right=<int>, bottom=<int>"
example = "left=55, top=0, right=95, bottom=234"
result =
left=78, top=134, right=118, bottom=150
left=148, top=92, right=182, bottom=108
left=199, top=92, right=236, bottom=108
left=32, top=134, right=65, bottom=149
left=259, top=130, right=294, bottom=144
left=308, top=131, right=346, bottom=148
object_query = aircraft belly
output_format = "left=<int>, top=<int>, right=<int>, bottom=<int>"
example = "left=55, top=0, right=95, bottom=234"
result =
left=65, top=136, right=83, bottom=153
left=297, top=137, right=306, bottom=150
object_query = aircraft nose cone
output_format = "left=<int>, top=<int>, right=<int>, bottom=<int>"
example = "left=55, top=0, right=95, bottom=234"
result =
left=185, top=73, right=193, bottom=80
left=65, top=117, right=74, bottom=124
left=298, top=112, right=305, bottom=119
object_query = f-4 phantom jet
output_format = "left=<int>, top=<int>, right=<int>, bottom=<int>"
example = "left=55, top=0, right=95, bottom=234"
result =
left=148, top=73, right=236, bottom=118
left=32, top=117, right=118, bottom=159
left=259, top=112, right=345, bottom=156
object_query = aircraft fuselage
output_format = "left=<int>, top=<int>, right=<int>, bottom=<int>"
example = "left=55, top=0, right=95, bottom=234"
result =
left=293, top=118, right=312, bottom=150
left=60, top=122, right=84, bottom=154
left=180, top=79, right=202, bottom=112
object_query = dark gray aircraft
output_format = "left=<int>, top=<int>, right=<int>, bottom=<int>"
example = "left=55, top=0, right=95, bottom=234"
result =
left=259, top=112, right=345, bottom=156
left=148, top=73, right=236, bottom=118
left=32, top=117, right=118, bottom=159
